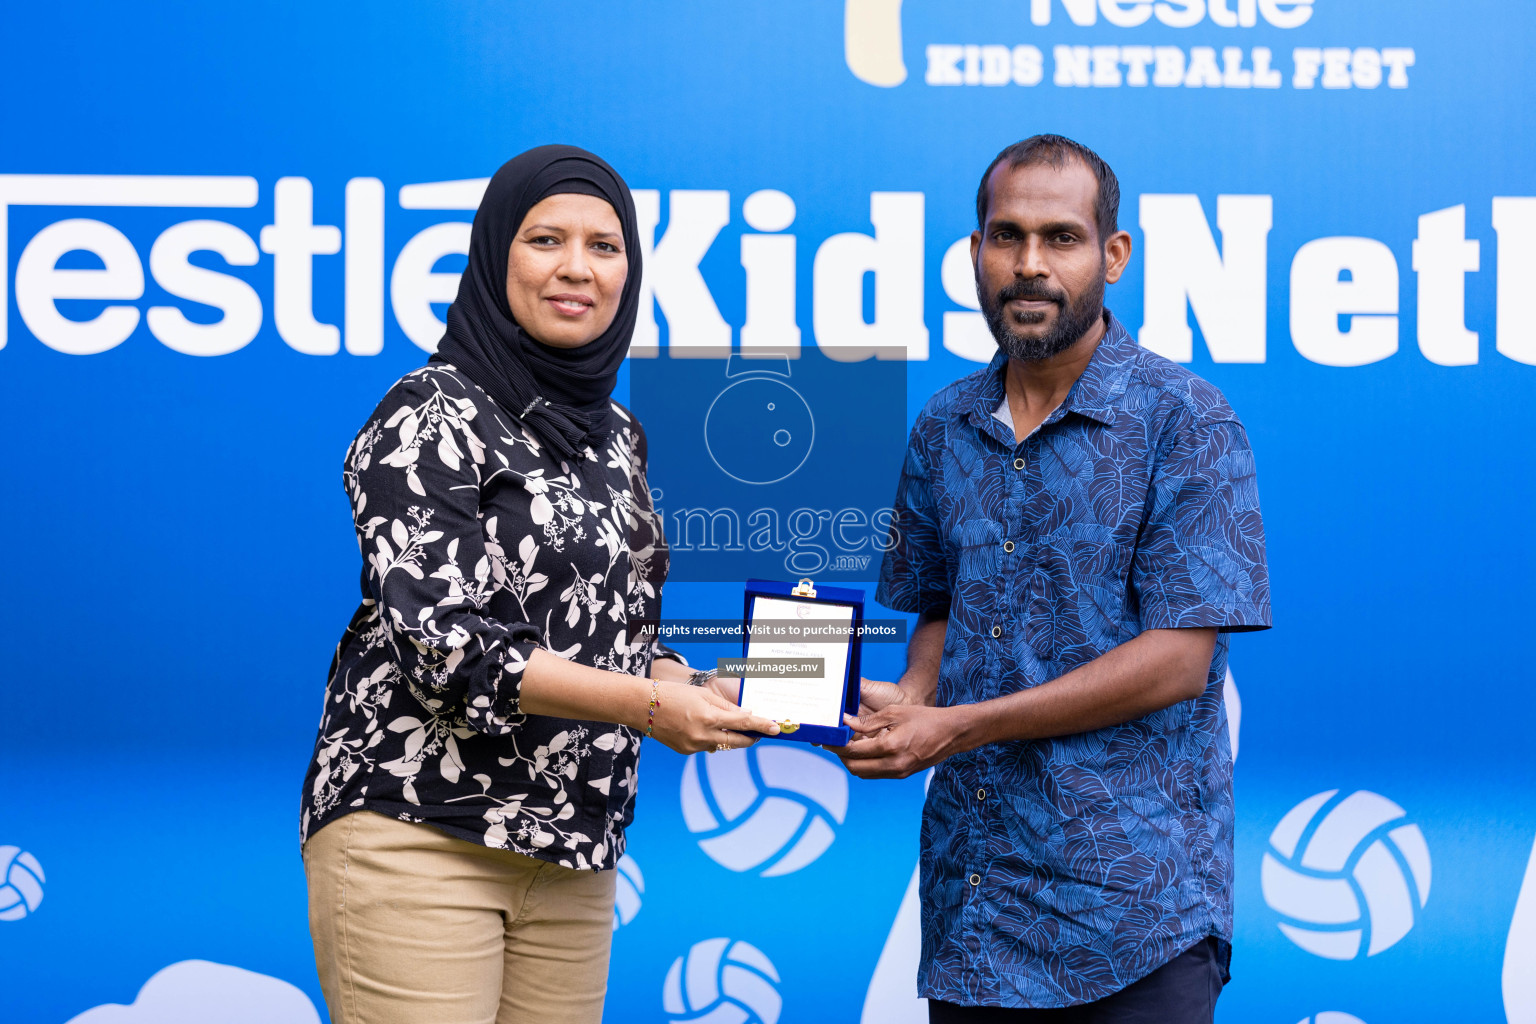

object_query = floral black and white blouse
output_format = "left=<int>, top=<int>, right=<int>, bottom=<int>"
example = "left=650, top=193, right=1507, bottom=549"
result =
left=300, top=363, right=675, bottom=871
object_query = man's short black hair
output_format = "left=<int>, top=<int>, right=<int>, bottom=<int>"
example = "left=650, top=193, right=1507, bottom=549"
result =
left=975, top=134, right=1120, bottom=244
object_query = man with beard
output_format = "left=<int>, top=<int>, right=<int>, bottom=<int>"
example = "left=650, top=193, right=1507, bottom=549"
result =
left=837, top=136, right=1271, bottom=1021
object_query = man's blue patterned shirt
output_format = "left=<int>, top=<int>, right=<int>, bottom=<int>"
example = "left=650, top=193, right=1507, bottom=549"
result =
left=876, top=313, right=1271, bottom=1008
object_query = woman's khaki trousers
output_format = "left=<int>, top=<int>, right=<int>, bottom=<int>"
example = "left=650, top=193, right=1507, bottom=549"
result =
left=303, top=811, right=616, bottom=1024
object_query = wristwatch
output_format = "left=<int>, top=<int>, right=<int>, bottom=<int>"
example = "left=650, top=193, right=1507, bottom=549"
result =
left=686, top=668, right=718, bottom=687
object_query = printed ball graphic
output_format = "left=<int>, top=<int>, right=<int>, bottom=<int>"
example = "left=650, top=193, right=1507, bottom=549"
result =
left=1262, top=790, right=1430, bottom=959
left=0, top=846, right=45, bottom=921
left=613, top=854, right=644, bottom=930
left=703, top=377, right=815, bottom=485
left=1297, top=1014, right=1368, bottom=1024
left=681, top=745, right=848, bottom=876
left=664, top=937, right=781, bottom=1024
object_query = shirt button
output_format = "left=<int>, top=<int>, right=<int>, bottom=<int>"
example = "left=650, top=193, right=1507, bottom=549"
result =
left=969, top=872, right=982, bottom=886
left=1013, top=457, right=1026, bottom=470
left=976, top=788, right=987, bottom=800
left=991, top=625, right=1002, bottom=638
left=1002, top=540, right=1015, bottom=553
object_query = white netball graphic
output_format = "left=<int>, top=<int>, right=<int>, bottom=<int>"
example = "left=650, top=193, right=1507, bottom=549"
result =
left=1296, top=1014, right=1368, bottom=1024
left=613, top=853, right=644, bottom=930
left=0, top=846, right=45, bottom=921
left=664, top=937, right=782, bottom=1024
left=861, top=863, right=926, bottom=1024
left=681, top=744, right=848, bottom=876
left=65, top=960, right=321, bottom=1023
left=860, top=769, right=932, bottom=1024
left=1504, top=831, right=1536, bottom=1023
left=1262, top=790, right=1431, bottom=959
left=1225, top=666, right=1241, bottom=761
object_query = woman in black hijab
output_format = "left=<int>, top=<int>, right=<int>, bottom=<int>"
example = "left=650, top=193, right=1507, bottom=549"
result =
left=300, top=146, right=776, bottom=1024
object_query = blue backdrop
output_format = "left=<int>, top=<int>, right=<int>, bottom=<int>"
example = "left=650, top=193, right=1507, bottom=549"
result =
left=2, top=3, right=1534, bottom=1023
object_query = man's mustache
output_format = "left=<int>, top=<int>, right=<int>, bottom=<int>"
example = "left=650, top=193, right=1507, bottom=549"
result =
left=994, top=279, right=1066, bottom=308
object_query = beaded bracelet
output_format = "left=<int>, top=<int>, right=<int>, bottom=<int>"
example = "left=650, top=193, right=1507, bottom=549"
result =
left=644, top=679, right=662, bottom=737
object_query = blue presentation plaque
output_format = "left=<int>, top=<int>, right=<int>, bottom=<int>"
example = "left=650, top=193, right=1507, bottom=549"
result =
left=734, top=578, right=865, bottom=746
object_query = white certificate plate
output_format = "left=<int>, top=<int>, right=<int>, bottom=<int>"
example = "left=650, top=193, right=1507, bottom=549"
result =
left=738, top=595, right=855, bottom=729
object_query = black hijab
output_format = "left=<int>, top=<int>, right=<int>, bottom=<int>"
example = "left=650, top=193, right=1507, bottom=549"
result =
left=433, top=145, right=642, bottom=459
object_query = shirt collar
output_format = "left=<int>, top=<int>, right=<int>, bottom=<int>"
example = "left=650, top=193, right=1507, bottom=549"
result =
left=965, top=310, right=1136, bottom=437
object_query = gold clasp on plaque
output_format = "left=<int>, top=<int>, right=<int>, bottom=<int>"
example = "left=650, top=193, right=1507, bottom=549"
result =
left=791, top=578, right=817, bottom=598
left=777, top=720, right=800, bottom=734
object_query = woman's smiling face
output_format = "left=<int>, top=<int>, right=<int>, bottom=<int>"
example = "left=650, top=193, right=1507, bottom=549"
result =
left=505, top=192, right=628, bottom=349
